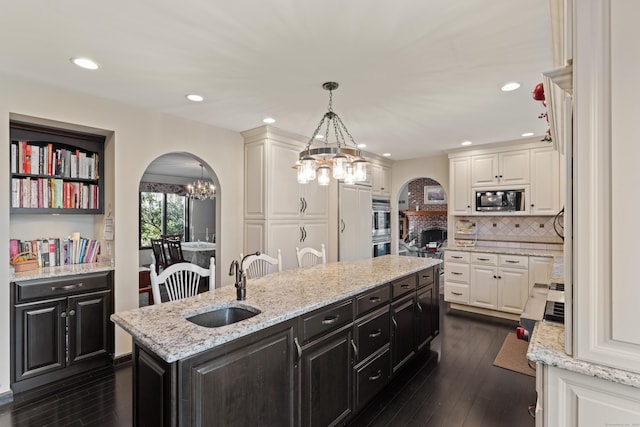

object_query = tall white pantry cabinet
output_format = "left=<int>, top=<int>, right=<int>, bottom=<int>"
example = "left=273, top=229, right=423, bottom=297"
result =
left=537, top=1, right=640, bottom=425
left=242, top=126, right=329, bottom=271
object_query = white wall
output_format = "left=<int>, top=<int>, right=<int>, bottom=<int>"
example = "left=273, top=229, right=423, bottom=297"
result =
left=390, top=154, right=449, bottom=250
left=0, top=73, right=245, bottom=395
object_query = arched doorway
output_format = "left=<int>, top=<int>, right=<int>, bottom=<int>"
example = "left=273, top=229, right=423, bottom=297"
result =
left=137, top=152, right=220, bottom=306
left=398, top=177, right=448, bottom=258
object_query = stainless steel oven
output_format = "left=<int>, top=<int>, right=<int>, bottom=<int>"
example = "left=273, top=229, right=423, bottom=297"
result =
left=372, top=235, right=391, bottom=257
left=372, top=199, right=391, bottom=236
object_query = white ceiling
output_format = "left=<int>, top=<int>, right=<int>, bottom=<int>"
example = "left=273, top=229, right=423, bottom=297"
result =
left=0, top=0, right=553, bottom=175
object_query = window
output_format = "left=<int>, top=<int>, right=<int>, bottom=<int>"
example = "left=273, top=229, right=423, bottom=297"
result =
left=139, top=192, right=187, bottom=248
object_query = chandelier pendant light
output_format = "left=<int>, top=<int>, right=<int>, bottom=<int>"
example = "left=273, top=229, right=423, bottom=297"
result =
left=297, top=82, right=368, bottom=186
left=187, top=164, right=216, bottom=200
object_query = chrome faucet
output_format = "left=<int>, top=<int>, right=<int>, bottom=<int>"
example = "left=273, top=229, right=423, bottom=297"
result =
left=229, top=252, right=259, bottom=301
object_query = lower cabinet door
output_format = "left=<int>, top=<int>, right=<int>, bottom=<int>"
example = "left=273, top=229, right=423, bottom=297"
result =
left=300, top=327, right=353, bottom=427
left=416, top=285, right=436, bottom=350
left=354, top=347, right=390, bottom=410
left=14, top=298, right=66, bottom=381
left=68, top=290, right=111, bottom=364
left=391, top=294, right=416, bottom=373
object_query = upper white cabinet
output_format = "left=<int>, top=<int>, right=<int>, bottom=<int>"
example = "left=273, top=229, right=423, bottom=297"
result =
left=371, top=164, right=391, bottom=197
left=530, top=147, right=560, bottom=215
left=450, top=141, right=559, bottom=216
left=449, top=157, right=472, bottom=215
left=471, top=150, right=530, bottom=187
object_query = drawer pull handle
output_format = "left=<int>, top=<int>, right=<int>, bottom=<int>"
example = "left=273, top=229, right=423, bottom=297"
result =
left=451, top=291, right=463, bottom=296
left=422, top=274, right=431, bottom=279
left=368, top=370, right=382, bottom=381
left=322, top=315, right=339, bottom=325
left=52, top=283, right=83, bottom=291
left=451, top=256, right=462, bottom=259
left=417, top=302, right=423, bottom=313
left=451, top=272, right=462, bottom=275
left=400, top=284, right=411, bottom=289
left=368, top=296, right=381, bottom=303
left=505, top=260, right=520, bottom=264
left=369, top=329, right=382, bottom=338
left=478, top=258, right=490, bottom=261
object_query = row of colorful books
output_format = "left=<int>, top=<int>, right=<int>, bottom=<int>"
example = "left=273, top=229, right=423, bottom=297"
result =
left=10, top=141, right=99, bottom=180
left=9, top=237, right=101, bottom=267
left=11, top=178, right=99, bottom=209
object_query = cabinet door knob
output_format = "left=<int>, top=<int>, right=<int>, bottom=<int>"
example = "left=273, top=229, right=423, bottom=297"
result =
left=531, top=204, right=535, bottom=207
left=60, top=312, right=67, bottom=318
left=68, top=310, right=76, bottom=316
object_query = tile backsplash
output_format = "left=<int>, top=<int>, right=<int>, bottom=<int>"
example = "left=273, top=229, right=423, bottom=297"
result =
left=456, top=216, right=563, bottom=245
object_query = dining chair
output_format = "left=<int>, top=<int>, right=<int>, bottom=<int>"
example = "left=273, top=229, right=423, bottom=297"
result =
left=150, top=257, right=215, bottom=304
left=165, top=238, right=186, bottom=265
left=150, top=238, right=169, bottom=274
left=240, top=250, right=282, bottom=279
left=161, top=234, right=183, bottom=241
left=296, top=244, right=326, bottom=268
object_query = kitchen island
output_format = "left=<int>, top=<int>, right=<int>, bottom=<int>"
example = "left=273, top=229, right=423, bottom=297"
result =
left=112, top=255, right=441, bottom=426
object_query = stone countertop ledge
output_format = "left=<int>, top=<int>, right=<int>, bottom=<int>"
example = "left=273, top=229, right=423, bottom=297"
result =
left=444, top=245, right=563, bottom=258
left=111, top=255, right=440, bottom=363
left=11, top=261, right=114, bottom=282
left=527, top=321, right=640, bottom=389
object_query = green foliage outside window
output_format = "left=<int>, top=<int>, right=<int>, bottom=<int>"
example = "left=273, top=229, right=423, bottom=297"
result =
left=140, top=192, right=186, bottom=247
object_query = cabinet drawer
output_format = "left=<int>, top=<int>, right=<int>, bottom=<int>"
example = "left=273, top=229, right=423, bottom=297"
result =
left=355, top=347, right=390, bottom=409
left=391, top=275, right=416, bottom=299
left=356, top=285, right=390, bottom=316
left=444, top=264, right=469, bottom=284
left=14, top=271, right=112, bottom=304
left=417, top=267, right=435, bottom=288
left=444, top=283, right=470, bottom=304
left=301, top=300, right=353, bottom=343
left=355, top=308, right=390, bottom=363
left=499, top=254, right=528, bottom=269
left=471, top=253, right=498, bottom=265
left=445, top=251, right=470, bottom=263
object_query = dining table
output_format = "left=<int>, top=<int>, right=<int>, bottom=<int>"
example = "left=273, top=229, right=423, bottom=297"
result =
left=180, top=241, right=216, bottom=268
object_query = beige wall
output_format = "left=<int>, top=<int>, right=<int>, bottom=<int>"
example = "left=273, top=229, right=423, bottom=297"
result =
left=0, top=73, right=245, bottom=395
left=390, top=154, right=449, bottom=250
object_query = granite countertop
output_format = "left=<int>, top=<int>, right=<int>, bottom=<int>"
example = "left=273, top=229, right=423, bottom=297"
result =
left=444, top=245, right=563, bottom=258
left=111, top=255, right=440, bottom=363
left=527, top=322, right=640, bottom=389
left=11, top=261, right=114, bottom=282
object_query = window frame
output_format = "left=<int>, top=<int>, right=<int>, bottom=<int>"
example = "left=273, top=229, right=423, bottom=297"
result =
left=139, top=191, right=190, bottom=249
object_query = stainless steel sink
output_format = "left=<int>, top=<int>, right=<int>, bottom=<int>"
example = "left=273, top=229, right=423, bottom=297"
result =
left=186, top=306, right=260, bottom=328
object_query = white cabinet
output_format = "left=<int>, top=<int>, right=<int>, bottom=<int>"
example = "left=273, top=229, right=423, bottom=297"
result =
left=471, top=150, right=530, bottom=187
left=529, top=256, right=553, bottom=290
left=530, top=147, right=560, bottom=215
left=338, top=184, right=372, bottom=261
left=449, top=157, right=472, bottom=215
left=497, top=266, right=529, bottom=313
left=470, top=264, right=498, bottom=309
left=371, top=164, right=391, bottom=197
left=243, top=127, right=329, bottom=270
left=444, top=250, right=471, bottom=304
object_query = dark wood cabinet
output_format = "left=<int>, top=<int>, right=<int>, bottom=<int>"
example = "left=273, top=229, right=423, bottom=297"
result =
left=11, top=271, right=114, bottom=394
left=391, top=293, right=416, bottom=373
left=416, top=285, right=436, bottom=351
left=299, top=326, right=353, bottom=427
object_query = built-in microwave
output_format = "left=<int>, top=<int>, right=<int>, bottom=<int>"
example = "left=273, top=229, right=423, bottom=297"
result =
left=475, top=188, right=526, bottom=212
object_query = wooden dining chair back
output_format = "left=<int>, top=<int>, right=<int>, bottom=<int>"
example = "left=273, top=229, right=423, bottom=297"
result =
left=241, top=249, right=282, bottom=280
left=150, top=238, right=168, bottom=274
left=296, top=244, right=327, bottom=268
left=165, top=238, right=185, bottom=265
left=150, top=257, right=215, bottom=304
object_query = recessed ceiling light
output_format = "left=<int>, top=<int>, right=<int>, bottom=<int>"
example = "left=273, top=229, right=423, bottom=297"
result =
left=263, top=117, right=275, bottom=124
left=357, top=143, right=366, bottom=148
left=501, top=82, right=521, bottom=92
left=383, top=153, right=391, bottom=157
left=521, top=132, right=535, bottom=137
left=461, top=141, right=473, bottom=146
left=314, top=134, right=324, bottom=139
left=186, top=94, right=204, bottom=102
left=70, top=57, right=99, bottom=70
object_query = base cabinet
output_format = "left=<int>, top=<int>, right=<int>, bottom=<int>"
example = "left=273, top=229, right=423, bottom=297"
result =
left=131, top=266, right=440, bottom=426
left=11, top=271, right=114, bottom=394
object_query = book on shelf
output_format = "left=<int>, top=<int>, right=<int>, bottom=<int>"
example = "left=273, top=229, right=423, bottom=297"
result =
left=10, top=236, right=101, bottom=268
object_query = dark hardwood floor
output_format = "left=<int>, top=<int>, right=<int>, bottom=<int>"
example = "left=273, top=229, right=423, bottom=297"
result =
left=0, top=297, right=535, bottom=427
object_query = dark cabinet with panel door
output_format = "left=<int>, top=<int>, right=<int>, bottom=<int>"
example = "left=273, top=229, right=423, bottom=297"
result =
left=416, top=265, right=440, bottom=351
left=11, top=271, right=114, bottom=394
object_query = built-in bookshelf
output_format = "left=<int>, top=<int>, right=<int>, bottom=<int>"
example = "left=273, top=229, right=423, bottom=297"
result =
left=9, top=121, right=105, bottom=214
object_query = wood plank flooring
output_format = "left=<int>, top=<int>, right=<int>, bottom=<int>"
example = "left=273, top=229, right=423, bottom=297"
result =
left=0, top=297, right=536, bottom=427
